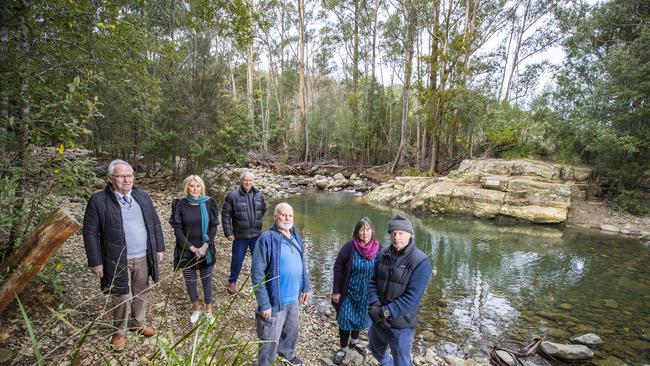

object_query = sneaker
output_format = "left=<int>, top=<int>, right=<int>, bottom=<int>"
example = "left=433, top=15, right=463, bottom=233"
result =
left=349, top=339, right=366, bottom=355
left=333, top=348, right=347, bottom=365
left=190, top=310, right=201, bottom=324
left=278, top=354, right=303, bottom=365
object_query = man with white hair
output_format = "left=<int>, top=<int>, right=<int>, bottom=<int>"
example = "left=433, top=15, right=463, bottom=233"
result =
left=251, top=203, right=310, bottom=366
left=222, top=171, right=267, bottom=294
left=83, top=159, right=165, bottom=351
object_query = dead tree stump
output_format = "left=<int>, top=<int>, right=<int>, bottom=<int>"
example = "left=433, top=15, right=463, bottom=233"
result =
left=0, top=208, right=81, bottom=312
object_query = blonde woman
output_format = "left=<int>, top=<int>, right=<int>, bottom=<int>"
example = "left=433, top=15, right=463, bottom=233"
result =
left=169, top=175, right=219, bottom=323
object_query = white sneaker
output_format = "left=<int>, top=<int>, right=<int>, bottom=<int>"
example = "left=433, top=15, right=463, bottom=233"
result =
left=190, top=310, right=201, bottom=324
left=204, top=312, right=214, bottom=322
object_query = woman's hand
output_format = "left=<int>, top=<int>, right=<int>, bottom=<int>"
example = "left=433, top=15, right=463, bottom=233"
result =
left=197, top=243, right=209, bottom=257
left=331, top=293, right=341, bottom=304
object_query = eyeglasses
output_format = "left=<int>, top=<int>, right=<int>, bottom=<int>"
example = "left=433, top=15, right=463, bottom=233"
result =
left=112, top=174, right=134, bottom=180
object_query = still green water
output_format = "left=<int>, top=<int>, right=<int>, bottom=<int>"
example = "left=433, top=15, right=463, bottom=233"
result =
left=263, top=192, right=650, bottom=364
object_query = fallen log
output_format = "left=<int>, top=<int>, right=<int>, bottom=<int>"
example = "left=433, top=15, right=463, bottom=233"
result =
left=0, top=208, right=81, bottom=312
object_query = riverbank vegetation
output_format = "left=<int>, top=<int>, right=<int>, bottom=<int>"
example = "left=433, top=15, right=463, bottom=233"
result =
left=1, top=0, right=649, bottom=259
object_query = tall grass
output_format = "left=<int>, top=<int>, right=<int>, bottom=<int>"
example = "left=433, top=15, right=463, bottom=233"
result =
left=15, top=276, right=265, bottom=365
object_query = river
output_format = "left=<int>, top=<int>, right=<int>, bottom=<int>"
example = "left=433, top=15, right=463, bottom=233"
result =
left=263, top=191, right=650, bottom=364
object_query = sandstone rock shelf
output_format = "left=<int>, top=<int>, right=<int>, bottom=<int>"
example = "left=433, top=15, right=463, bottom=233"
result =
left=366, top=159, right=591, bottom=224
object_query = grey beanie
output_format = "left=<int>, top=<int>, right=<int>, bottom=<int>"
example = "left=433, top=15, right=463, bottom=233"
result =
left=387, top=213, right=414, bottom=234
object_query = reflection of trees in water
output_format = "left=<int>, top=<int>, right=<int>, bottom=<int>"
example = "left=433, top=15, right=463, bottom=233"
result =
left=269, top=192, right=650, bottom=364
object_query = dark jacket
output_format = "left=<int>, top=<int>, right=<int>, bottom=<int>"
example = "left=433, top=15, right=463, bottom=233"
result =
left=221, top=186, right=266, bottom=239
left=368, top=239, right=432, bottom=329
left=169, top=198, right=219, bottom=269
left=83, top=184, right=165, bottom=295
left=332, top=240, right=380, bottom=309
left=251, top=224, right=311, bottom=313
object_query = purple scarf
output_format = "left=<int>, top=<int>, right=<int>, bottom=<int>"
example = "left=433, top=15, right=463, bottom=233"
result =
left=353, top=239, right=379, bottom=259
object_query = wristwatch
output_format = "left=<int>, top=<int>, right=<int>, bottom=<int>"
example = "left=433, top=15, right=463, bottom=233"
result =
left=382, top=306, right=391, bottom=319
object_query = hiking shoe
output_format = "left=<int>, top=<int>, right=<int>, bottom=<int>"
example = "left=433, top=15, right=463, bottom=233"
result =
left=190, top=310, right=201, bottom=324
left=111, top=334, right=127, bottom=352
left=333, top=348, right=347, bottom=364
left=278, top=355, right=303, bottom=365
left=349, top=339, right=366, bottom=355
left=131, top=326, right=157, bottom=337
left=227, top=282, right=237, bottom=295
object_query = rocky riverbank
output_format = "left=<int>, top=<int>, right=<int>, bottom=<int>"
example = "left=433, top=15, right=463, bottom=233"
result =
left=0, top=174, right=497, bottom=366
left=1, top=160, right=647, bottom=365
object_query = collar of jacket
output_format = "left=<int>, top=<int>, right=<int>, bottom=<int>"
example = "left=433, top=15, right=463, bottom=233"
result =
left=269, top=223, right=298, bottom=238
left=238, top=186, right=259, bottom=195
left=105, top=183, right=139, bottom=203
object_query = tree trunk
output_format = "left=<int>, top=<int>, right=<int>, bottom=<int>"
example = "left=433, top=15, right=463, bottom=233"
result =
left=264, top=32, right=283, bottom=122
left=6, top=8, right=31, bottom=258
left=504, top=0, right=530, bottom=103
left=261, top=74, right=269, bottom=154
left=247, top=42, right=255, bottom=123
left=0, top=209, right=81, bottom=312
left=299, top=0, right=308, bottom=161
left=351, top=0, right=360, bottom=143
left=0, top=26, right=8, bottom=153
left=391, top=0, right=417, bottom=174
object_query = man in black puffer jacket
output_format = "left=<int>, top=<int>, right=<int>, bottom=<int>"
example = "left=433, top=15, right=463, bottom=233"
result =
left=222, top=171, right=267, bottom=294
left=367, top=213, right=432, bottom=366
left=83, top=160, right=165, bottom=351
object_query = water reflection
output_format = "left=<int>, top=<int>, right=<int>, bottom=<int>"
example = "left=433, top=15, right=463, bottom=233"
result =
left=264, top=192, right=650, bottom=364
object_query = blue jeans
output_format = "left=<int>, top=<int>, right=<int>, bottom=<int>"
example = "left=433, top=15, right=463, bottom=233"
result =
left=228, top=237, right=258, bottom=284
left=368, top=324, right=415, bottom=366
left=255, top=302, right=300, bottom=366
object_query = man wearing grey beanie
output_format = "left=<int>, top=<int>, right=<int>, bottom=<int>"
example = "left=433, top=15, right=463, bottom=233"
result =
left=367, top=213, right=432, bottom=366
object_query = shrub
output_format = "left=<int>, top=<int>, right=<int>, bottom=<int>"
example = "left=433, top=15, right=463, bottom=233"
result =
left=612, top=190, right=650, bottom=216
left=405, top=167, right=437, bottom=177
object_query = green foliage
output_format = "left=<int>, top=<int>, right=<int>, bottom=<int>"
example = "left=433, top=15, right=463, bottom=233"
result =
left=546, top=0, right=650, bottom=191
left=612, top=190, right=650, bottom=216
left=35, top=253, right=68, bottom=299
left=484, top=102, right=542, bottom=159
left=405, top=167, right=436, bottom=177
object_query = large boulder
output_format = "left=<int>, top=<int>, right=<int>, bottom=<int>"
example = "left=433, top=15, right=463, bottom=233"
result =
left=539, top=341, right=594, bottom=361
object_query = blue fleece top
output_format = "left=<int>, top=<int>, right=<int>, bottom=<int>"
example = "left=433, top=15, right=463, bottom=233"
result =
left=251, top=224, right=311, bottom=313
left=368, top=242, right=432, bottom=320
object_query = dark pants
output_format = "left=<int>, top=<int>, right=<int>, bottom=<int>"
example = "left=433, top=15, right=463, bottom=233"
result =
left=368, top=324, right=415, bottom=366
left=228, top=236, right=258, bottom=284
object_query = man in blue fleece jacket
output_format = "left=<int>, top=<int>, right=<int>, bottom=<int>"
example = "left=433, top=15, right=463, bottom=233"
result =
left=368, top=213, right=432, bottom=366
left=252, top=202, right=310, bottom=366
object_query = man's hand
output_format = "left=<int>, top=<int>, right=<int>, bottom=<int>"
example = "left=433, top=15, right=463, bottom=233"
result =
left=299, top=292, right=309, bottom=304
left=227, top=235, right=235, bottom=241
left=90, top=264, right=103, bottom=278
left=260, top=308, right=272, bottom=320
left=331, top=293, right=341, bottom=304
left=157, top=252, right=164, bottom=262
left=368, top=305, right=383, bottom=324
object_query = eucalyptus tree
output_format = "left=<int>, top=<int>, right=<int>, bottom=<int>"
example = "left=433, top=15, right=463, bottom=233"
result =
left=499, top=0, right=565, bottom=104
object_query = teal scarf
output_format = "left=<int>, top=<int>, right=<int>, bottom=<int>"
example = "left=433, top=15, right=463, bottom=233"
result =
left=186, top=196, right=210, bottom=242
